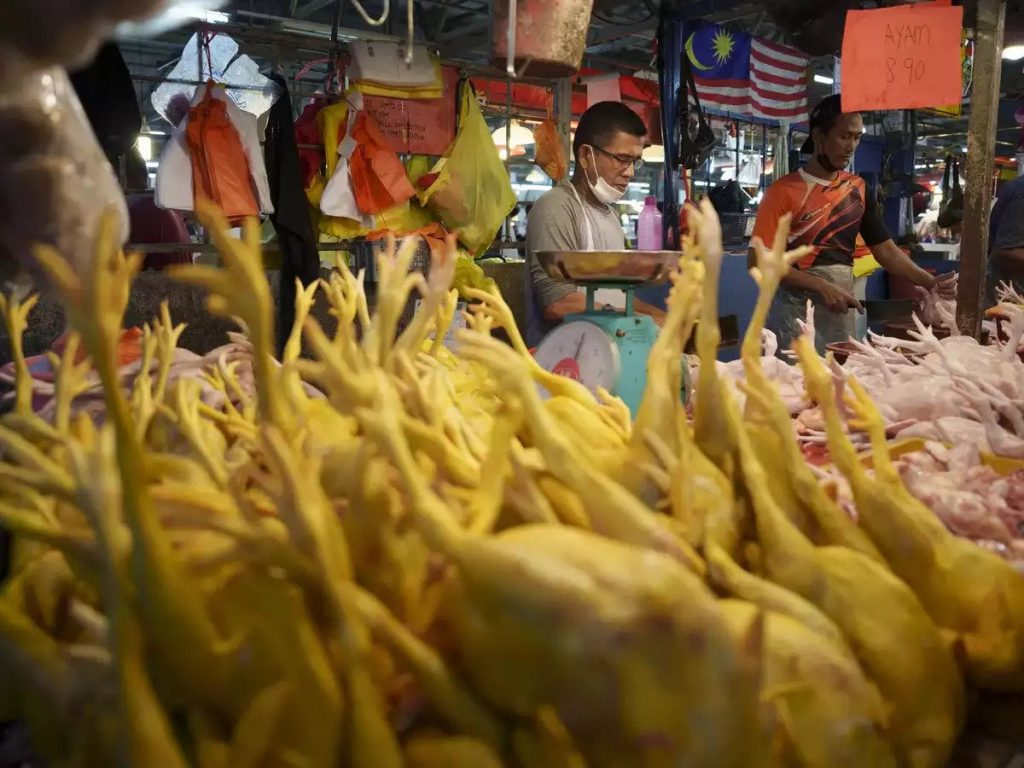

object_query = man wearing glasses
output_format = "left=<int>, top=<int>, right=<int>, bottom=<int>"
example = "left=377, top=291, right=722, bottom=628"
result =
left=525, top=101, right=666, bottom=347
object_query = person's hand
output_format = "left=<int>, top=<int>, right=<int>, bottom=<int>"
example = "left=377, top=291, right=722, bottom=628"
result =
left=814, top=279, right=864, bottom=314
left=931, top=272, right=958, bottom=299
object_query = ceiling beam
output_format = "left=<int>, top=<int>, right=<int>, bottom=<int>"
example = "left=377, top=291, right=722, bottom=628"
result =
left=294, top=0, right=336, bottom=19
left=587, top=19, right=656, bottom=49
left=435, top=17, right=489, bottom=44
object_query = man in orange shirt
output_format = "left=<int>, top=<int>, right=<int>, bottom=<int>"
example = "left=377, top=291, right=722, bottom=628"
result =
left=751, top=95, right=954, bottom=354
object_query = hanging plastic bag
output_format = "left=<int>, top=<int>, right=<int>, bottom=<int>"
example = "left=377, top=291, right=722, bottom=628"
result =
left=158, top=81, right=273, bottom=217
left=678, top=55, right=716, bottom=170
left=150, top=32, right=280, bottom=124
left=349, top=41, right=441, bottom=96
left=419, top=81, right=516, bottom=255
left=0, top=53, right=129, bottom=292
left=186, top=85, right=260, bottom=220
left=295, top=100, right=326, bottom=192
left=533, top=93, right=567, bottom=181
left=321, top=97, right=372, bottom=225
left=937, top=155, right=963, bottom=229
left=347, top=93, right=416, bottom=215
left=320, top=135, right=370, bottom=224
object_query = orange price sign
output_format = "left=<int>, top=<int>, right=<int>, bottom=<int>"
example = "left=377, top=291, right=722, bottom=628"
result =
left=840, top=3, right=964, bottom=111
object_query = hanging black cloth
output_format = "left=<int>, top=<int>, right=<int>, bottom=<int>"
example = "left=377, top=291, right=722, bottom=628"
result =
left=69, top=43, right=142, bottom=172
left=264, top=73, right=322, bottom=355
left=657, top=8, right=684, bottom=250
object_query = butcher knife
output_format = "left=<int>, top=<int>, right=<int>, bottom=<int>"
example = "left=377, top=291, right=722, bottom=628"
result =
left=863, top=299, right=915, bottom=326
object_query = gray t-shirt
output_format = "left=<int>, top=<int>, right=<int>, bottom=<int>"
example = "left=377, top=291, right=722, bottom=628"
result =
left=524, top=181, right=625, bottom=346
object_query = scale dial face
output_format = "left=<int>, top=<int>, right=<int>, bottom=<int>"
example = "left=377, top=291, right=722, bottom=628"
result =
left=534, top=320, right=620, bottom=396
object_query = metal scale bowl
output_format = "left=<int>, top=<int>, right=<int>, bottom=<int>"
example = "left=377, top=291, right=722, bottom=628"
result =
left=533, top=250, right=679, bottom=416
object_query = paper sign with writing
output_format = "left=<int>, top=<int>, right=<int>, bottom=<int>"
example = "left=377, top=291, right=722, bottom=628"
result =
left=926, top=32, right=972, bottom=117
left=841, top=4, right=963, bottom=111
left=362, top=67, right=458, bottom=156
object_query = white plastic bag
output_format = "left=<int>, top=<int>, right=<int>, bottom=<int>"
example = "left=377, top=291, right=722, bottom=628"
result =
left=0, top=0, right=170, bottom=293
left=320, top=94, right=372, bottom=227
left=150, top=32, right=281, bottom=124
left=155, top=82, right=275, bottom=216
left=0, top=48, right=129, bottom=292
left=349, top=41, right=437, bottom=86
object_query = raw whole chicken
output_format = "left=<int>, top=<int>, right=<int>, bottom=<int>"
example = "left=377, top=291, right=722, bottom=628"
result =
left=800, top=299, right=1024, bottom=458
left=914, top=281, right=958, bottom=334
left=700, top=329, right=809, bottom=416
left=820, top=442, right=1024, bottom=571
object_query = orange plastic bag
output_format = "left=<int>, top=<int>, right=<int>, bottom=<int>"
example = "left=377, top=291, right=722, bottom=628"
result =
left=366, top=221, right=451, bottom=260
left=533, top=94, right=567, bottom=181
left=185, top=88, right=259, bottom=220
left=348, top=100, right=416, bottom=215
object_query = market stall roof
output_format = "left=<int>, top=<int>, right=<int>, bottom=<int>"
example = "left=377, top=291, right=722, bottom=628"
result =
left=113, top=0, right=1024, bottom=151
left=116, top=1, right=823, bottom=119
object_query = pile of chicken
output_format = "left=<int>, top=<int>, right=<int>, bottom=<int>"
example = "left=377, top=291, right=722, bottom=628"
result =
left=819, top=296, right=1024, bottom=456
left=719, top=286, right=1024, bottom=457
left=3, top=199, right=1024, bottom=768
left=847, top=441, right=1024, bottom=568
left=707, top=273, right=1024, bottom=563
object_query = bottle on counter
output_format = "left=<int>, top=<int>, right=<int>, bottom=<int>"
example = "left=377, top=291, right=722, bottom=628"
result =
left=637, top=195, right=663, bottom=251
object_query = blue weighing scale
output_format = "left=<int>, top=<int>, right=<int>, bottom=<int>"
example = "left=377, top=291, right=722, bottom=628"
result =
left=533, top=250, right=685, bottom=416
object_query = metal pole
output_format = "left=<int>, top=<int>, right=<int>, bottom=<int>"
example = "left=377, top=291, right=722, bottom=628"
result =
left=956, top=0, right=1006, bottom=338
left=505, top=75, right=513, bottom=244
left=505, top=76, right=512, bottom=174
left=554, top=77, right=573, bottom=167
left=760, top=124, right=767, bottom=194
left=197, top=23, right=206, bottom=78
left=734, top=120, right=740, bottom=181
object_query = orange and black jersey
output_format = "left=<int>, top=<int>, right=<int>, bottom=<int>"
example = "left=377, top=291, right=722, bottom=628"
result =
left=751, top=169, right=890, bottom=269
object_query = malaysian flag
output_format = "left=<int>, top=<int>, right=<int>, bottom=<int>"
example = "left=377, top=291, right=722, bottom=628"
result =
left=749, top=37, right=810, bottom=120
left=685, top=23, right=809, bottom=121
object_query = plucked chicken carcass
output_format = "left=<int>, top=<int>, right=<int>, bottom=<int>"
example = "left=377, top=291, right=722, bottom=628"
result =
left=899, top=444, right=1024, bottom=563
left=712, top=328, right=809, bottom=416
left=788, top=303, right=1024, bottom=459
left=0, top=322, right=324, bottom=424
left=914, top=280, right=958, bottom=333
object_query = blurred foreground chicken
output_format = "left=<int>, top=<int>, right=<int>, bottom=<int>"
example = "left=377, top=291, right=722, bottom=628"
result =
left=2, top=197, right=1023, bottom=767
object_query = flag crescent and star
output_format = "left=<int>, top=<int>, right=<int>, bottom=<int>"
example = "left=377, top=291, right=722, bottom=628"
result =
left=685, top=33, right=713, bottom=71
left=681, top=23, right=810, bottom=120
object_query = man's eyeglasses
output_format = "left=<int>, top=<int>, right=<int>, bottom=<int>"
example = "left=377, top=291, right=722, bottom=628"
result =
left=592, top=145, right=645, bottom=172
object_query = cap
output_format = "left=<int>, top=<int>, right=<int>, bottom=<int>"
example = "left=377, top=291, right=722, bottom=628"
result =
left=799, top=94, right=843, bottom=155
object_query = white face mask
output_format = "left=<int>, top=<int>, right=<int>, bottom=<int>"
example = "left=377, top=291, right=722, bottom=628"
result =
left=583, top=146, right=625, bottom=205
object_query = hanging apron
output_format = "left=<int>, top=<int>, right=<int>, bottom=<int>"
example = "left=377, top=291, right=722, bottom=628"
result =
left=768, top=263, right=855, bottom=357
left=565, top=183, right=625, bottom=309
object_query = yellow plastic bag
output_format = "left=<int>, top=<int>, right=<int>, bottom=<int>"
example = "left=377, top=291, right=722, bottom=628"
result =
left=453, top=250, right=498, bottom=299
left=418, top=82, right=516, bottom=256
left=351, top=58, right=444, bottom=100
left=852, top=235, right=881, bottom=279
left=852, top=252, right=881, bottom=279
